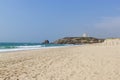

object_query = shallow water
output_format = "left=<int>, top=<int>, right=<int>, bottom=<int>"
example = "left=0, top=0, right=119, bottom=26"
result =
left=0, top=43, right=73, bottom=52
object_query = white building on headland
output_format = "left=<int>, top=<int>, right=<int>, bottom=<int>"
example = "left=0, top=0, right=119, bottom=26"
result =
left=82, top=33, right=88, bottom=37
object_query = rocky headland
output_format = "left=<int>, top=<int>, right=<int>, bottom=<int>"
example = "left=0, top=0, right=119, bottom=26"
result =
left=53, top=37, right=104, bottom=44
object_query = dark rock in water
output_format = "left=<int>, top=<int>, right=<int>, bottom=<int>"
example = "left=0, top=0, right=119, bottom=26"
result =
left=42, top=40, right=49, bottom=44
left=53, top=37, right=104, bottom=44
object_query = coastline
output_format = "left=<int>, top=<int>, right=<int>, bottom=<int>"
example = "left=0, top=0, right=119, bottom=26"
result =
left=0, top=44, right=120, bottom=80
left=0, top=44, right=76, bottom=53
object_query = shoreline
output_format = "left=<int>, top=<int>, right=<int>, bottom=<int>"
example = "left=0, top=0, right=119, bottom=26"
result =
left=0, top=44, right=80, bottom=54
left=0, top=44, right=77, bottom=53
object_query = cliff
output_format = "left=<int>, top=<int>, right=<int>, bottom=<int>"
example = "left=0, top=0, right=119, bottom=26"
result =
left=53, top=37, right=104, bottom=44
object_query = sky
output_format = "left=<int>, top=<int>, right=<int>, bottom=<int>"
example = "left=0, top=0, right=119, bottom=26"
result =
left=0, top=0, right=120, bottom=42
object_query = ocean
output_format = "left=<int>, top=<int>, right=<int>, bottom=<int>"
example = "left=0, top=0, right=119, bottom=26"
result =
left=0, top=43, right=70, bottom=52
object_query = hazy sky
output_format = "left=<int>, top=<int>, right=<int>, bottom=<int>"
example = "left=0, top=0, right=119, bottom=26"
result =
left=0, top=0, right=120, bottom=42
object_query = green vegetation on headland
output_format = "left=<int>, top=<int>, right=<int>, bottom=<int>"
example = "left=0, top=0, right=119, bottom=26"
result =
left=53, top=37, right=104, bottom=44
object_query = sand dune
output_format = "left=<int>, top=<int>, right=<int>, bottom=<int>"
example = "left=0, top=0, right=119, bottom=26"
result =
left=102, top=38, right=120, bottom=46
left=0, top=40, right=120, bottom=80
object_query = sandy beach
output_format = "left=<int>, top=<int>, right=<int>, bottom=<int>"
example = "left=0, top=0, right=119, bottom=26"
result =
left=0, top=42, right=120, bottom=80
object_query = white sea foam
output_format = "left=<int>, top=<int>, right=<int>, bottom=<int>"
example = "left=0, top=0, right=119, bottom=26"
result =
left=0, top=45, right=44, bottom=52
left=0, top=44, right=76, bottom=53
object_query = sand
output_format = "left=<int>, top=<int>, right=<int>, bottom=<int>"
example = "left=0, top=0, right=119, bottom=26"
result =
left=0, top=41, right=120, bottom=80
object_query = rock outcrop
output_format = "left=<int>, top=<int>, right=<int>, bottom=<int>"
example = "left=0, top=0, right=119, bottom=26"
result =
left=42, top=40, right=49, bottom=44
left=53, top=37, right=104, bottom=44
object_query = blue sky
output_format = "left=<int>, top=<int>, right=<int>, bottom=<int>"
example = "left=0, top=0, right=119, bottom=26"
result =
left=0, top=0, right=120, bottom=42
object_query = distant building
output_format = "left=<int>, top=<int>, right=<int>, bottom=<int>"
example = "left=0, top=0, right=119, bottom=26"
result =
left=82, top=33, right=88, bottom=37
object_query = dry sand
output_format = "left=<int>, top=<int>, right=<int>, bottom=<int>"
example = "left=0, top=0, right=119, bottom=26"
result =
left=0, top=41, right=120, bottom=80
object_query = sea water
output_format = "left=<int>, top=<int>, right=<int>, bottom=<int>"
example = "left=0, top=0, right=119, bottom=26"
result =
left=0, top=43, right=72, bottom=52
